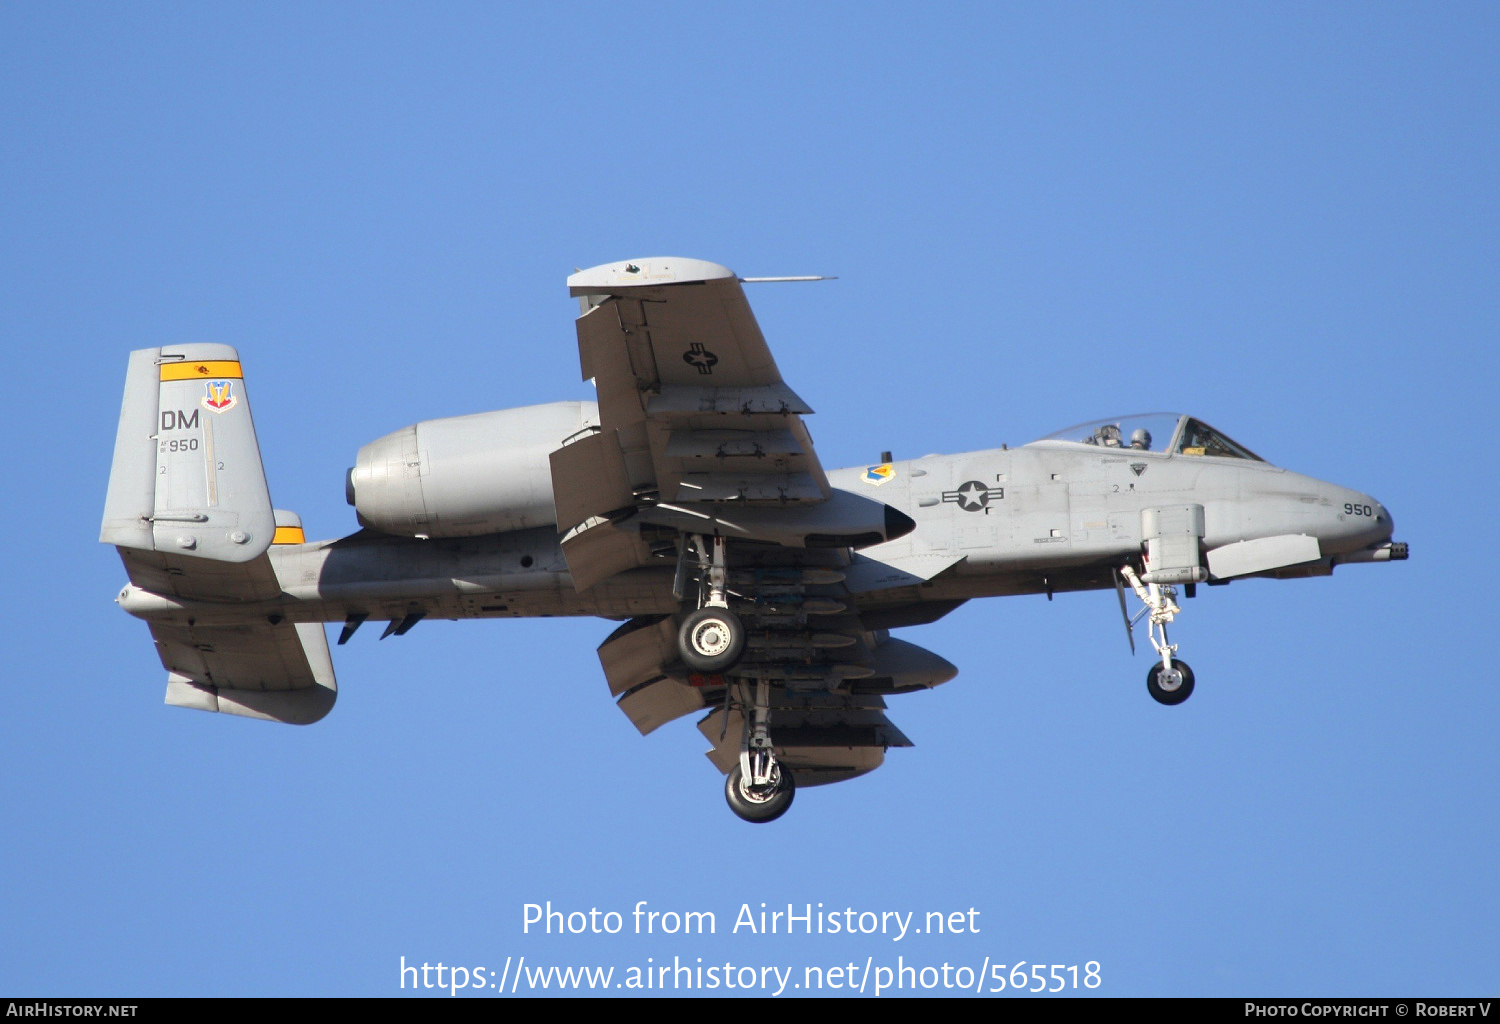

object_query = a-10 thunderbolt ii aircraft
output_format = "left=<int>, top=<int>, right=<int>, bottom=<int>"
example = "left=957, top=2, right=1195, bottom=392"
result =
left=101, top=257, right=1408, bottom=822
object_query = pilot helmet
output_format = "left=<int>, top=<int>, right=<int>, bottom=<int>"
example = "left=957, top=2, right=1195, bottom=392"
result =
left=1130, top=428, right=1152, bottom=449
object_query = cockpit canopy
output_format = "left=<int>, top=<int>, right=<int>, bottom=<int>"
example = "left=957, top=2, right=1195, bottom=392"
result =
left=1029, top=413, right=1265, bottom=462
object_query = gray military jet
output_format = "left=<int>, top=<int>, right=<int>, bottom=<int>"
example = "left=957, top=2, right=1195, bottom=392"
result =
left=101, top=257, right=1408, bottom=822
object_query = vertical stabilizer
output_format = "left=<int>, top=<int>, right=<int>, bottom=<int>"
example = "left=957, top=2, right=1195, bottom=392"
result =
left=101, top=345, right=275, bottom=563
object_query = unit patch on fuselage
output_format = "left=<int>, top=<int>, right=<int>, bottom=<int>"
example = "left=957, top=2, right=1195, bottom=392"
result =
left=863, top=463, right=896, bottom=486
left=943, top=480, right=1004, bottom=512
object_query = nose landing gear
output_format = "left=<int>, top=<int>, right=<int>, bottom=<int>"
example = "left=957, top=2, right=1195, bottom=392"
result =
left=1146, top=658, right=1195, bottom=706
left=1119, top=565, right=1196, bottom=706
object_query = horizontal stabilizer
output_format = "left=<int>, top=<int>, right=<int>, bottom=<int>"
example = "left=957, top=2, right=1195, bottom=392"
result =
left=156, top=619, right=337, bottom=725
left=117, top=547, right=282, bottom=603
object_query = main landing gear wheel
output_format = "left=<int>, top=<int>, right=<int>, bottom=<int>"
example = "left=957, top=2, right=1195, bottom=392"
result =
left=725, top=762, right=795, bottom=823
left=1147, top=659, right=1195, bottom=706
left=678, top=607, right=745, bottom=673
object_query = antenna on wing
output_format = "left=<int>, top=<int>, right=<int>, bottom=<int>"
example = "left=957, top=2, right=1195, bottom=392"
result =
left=739, top=275, right=838, bottom=283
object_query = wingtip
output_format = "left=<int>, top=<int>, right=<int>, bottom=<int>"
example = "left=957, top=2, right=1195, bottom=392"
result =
left=568, top=258, right=735, bottom=294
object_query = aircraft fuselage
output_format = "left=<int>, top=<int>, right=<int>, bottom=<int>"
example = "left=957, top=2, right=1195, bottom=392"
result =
left=116, top=439, right=1394, bottom=631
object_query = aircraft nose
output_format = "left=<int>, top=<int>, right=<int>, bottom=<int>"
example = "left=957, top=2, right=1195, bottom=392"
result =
left=1329, top=488, right=1393, bottom=550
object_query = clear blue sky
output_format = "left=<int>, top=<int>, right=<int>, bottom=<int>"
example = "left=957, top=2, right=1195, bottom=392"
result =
left=2, top=2, right=1495, bottom=997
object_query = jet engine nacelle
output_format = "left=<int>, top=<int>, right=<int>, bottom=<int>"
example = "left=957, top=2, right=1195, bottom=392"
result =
left=347, top=401, right=598, bottom=538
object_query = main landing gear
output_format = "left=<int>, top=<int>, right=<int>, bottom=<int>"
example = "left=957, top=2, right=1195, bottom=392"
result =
left=1119, top=565, right=1196, bottom=706
left=725, top=759, right=795, bottom=823
left=674, top=534, right=791, bottom=822
left=724, top=679, right=793, bottom=823
left=676, top=534, right=746, bottom=674
left=679, top=607, right=744, bottom=673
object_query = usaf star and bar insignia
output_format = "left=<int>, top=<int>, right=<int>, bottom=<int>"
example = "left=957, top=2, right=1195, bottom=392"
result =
left=943, top=479, right=1004, bottom=512
left=682, top=343, right=719, bottom=375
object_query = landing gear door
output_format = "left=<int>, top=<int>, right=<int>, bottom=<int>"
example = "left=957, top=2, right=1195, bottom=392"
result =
left=1141, top=505, right=1207, bottom=584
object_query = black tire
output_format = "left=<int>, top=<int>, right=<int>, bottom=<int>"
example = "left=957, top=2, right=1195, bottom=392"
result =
left=678, top=607, right=745, bottom=673
left=1147, top=659, right=1195, bottom=706
left=724, top=762, right=795, bottom=823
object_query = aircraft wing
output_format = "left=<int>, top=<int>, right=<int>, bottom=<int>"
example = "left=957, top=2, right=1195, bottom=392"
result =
left=555, top=259, right=945, bottom=789
left=553, top=258, right=830, bottom=588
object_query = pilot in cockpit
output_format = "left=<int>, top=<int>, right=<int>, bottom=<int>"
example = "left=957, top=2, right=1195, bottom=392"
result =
left=1129, top=428, right=1152, bottom=451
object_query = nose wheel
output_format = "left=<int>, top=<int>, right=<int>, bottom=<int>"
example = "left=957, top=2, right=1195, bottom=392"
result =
left=1147, top=659, right=1195, bottom=706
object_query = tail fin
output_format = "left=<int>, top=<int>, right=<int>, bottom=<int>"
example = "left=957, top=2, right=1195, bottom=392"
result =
left=101, top=344, right=275, bottom=562
left=103, top=347, right=338, bottom=725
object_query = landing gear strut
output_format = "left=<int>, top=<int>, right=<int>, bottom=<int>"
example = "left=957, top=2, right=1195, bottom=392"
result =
left=676, top=535, right=791, bottom=822
left=676, top=534, right=745, bottom=673
left=1120, top=565, right=1196, bottom=706
left=723, top=679, right=794, bottom=822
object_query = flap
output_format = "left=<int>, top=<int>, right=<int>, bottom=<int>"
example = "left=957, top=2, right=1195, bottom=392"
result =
left=618, top=676, right=706, bottom=736
left=559, top=518, right=657, bottom=592
left=549, top=430, right=633, bottom=534
left=597, top=616, right=677, bottom=696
